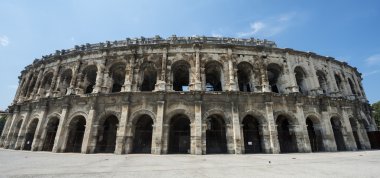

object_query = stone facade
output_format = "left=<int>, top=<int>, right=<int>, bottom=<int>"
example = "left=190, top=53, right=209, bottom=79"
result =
left=0, top=36, right=376, bottom=154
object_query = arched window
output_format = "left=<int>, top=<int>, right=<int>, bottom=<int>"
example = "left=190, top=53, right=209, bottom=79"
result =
left=172, top=61, right=190, bottom=91
left=242, top=115, right=263, bottom=153
left=334, top=74, right=343, bottom=92
left=23, top=119, right=39, bottom=151
left=237, top=62, right=254, bottom=92
left=205, top=61, right=223, bottom=91
left=96, top=115, right=119, bottom=153
left=267, top=63, right=282, bottom=93
left=276, top=115, right=297, bottom=153
left=132, top=115, right=153, bottom=153
left=42, top=117, right=60, bottom=151
left=81, top=65, right=97, bottom=94
left=347, top=78, right=356, bottom=95
left=66, top=116, right=86, bottom=153
left=58, top=69, right=72, bottom=96
left=109, top=63, right=126, bottom=93
left=294, top=66, right=308, bottom=94
left=169, top=114, right=191, bottom=153
left=206, top=114, right=227, bottom=154
left=316, top=70, right=328, bottom=94
left=140, top=62, right=157, bottom=91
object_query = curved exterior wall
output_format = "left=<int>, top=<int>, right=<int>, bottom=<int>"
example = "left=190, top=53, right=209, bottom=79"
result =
left=0, top=36, right=376, bottom=154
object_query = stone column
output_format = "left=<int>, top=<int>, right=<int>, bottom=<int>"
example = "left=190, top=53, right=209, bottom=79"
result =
left=31, top=104, right=49, bottom=151
left=52, top=104, right=70, bottom=153
left=307, top=57, right=321, bottom=95
left=101, top=69, right=110, bottom=93
left=18, top=75, right=31, bottom=102
left=327, top=60, right=339, bottom=96
left=122, top=57, right=133, bottom=92
left=47, top=67, right=60, bottom=97
left=0, top=111, right=18, bottom=148
left=231, top=102, right=242, bottom=154
left=15, top=112, right=32, bottom=150
left=228, top=49, right=237, bottom=91
left=193, top=49, right=202, bottom=91
left=158, top=50, right=167, bottom=91
left=32, top=69, right=45, bottom=99
left=93, top=63, right=105, bottom=93
left=341, top=107, right=358, bottom=151
left=321, top=108, right=337, bottom=151
left=191, top=101, right=202, bottom=155
left=294, top=103, right=312, bottom=152
left=68, top=62, right=80, bottom=95
left=152, top=100, right=165, bottom=154
left=115, top=101, right=130, bottom=154
left=260, top=57, right=271, bottom=92
left=264, top=102, right=280, bottom=153
left=81, top=104, right=97, bottom=153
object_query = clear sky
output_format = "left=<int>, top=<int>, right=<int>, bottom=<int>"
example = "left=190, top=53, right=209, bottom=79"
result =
left=0, top=0, right=380, bottom=110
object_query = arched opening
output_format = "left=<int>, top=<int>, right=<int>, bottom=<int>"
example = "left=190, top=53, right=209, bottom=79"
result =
left=96, top=115, right=119, bottom=153
left=237, top=62, right=254, bottom=92
left=82, top=65, right=97, bottom=94
left=65, top=116, right=86, bottom=153
left=23, top=119, right=39, bottom=151
left=26, top=76, right=37, bottom=97
left=276, top=115, right=297, bottom=153
left=132, top=115, right=153, bottom=153
left=205, top=61, right=223, bottom=91
left=10, top=120, right=23, bottom=148
left=140, top=62, right=157, bottom=91
left=316, top=70, right=328, bottom=94
left=294, top=66, right=308, bottom=94
left=206, top=115, right=227, bottom=154
left=242, top=115, right=262, bottom=153
left=109, top=63, right=126, bottom=93
left=306, top=117, right=324, bottom=152
left=40, top=72, right=54, bottom=96
left=267, top=63, right=281, bottom=93
left=168, top=114, right=190, bottom=153
left=172, top=61, right=190, bottom=91
left=334, top=74, right=343, bottom=92
left=58, top=69, right=72, bottom=96
left=330, top=117, right=346, bottom=151
left=349, top=118, right=362, bottom=150
left=42, top=117, right=60, bottom=151
left=348, top=78, right=356, bottom=95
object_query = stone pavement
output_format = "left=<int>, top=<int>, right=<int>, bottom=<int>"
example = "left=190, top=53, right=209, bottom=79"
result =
left=0, top=148, right=379, bottom=178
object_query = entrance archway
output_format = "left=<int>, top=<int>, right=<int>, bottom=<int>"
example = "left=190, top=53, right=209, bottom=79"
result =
left=276, top=115, right=297, bottom=153
left=65, top=116, right=86, bottom=153
left=132, top=115, right=153, bottom=153
left=349, top=117, right=362, bottom=150
left=42, top=117, right=60, bottom=151
left=306, top=117, right=324, bottom=152
left=331, top=117, right=346, bottom=151
left=169, top=115, right=190, bottom=154
left=10, top=119, right=23, bottom=149
left=96, top=115, right=119, bottom=153
left=242, top=115, right=262, bottom=153
left=23, top=119, right=39, bottom=151
left=206, top=115, right=227, bottom=154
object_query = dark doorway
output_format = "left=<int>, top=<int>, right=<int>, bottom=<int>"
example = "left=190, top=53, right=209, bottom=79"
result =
left=96, top=115, right=119, bottom=153
left=242, top=115, right=262, bottom=153
left=205, top=62, right=223, bottom=91
left=169, top=115, right=190, bottom=154
left=42, top=117, right=59, bottom=151
left=110, top=63, right=126, bottom=93
left=306, top=118, right=323, bottom=152
left=267, top=64, right=281, bottom=93
left=172, top=61, right=190, bottom=91
left=206, top=115, right=227, bottom=154
left=141, top=63, right=157, bottom=91
left=349, top=118, right=362, bottom=150
left=237, top=62, right=254, bottom=92
left=132, top=115, right=153, bottom=153
left=65, top=116, right=86, bottom=153
left=23, top=119, right=39, bottom=151
left=276, top=115, right=297, bottom=153
left=331, top=117, right=346, bottom=151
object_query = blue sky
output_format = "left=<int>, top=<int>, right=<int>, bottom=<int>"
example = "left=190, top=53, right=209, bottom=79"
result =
left=0, top=0, right=380, bottom=110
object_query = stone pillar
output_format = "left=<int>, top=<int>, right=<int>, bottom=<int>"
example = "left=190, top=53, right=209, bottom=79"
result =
left=321, top=109, right=337, bottom=151
left=228, top=49, right=237, bottom=91
left=327, top=60, right=339, bottom=96
left=283, top=55, right=298, bottom=93
left=101, top=69, right=111, bottom=93
left=264, top=102, right=280, bottom=153
left=15, top=112, right=32, bottom=150
left=93, top=63, right=105, bottom=93
left=52, top=104, right=70, bottom=153
left=307, top=57, right=321, bottom=95
left=81, top=104, right=96, bottom=153
left=357, top=120, right=371, bottom=149
left=231, top=102, right=242, bottom=154
left=158, top=50, right=167, bottom=91
left=47, top=67, right=60, bottom=97
left=31, top=104, right=49, bottom=151
left=191, top=101, right=202, bottom=155
left=260, top=58, right=271, bottom=92
left=115, top=101, right=130, bottom=154
left=32, top=69, right=45, bottom=99
left=68, top=62, right=80, bottom=95
left=294, top=103, right=312, bottom=152
left=152, top=100, right=165, bottom=154
left=0, top=111, right=18, bottom=147
left=341, top=107, right=358, bottom=151
left=122, top=57, right=133, bottom=92
left=18, top=75, right=31, bottom=103
left=193, top=49, right=202, bottom=91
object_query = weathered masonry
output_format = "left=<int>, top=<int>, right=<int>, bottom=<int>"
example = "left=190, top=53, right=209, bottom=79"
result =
left=0, top=36, right=376, bottom=154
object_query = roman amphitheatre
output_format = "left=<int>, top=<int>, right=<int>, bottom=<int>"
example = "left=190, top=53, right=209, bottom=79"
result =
left=0, top=36, right=376, bottom=155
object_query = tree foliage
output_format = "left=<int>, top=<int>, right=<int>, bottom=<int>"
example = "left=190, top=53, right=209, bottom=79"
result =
left=372, top=101, right=380, bottom=129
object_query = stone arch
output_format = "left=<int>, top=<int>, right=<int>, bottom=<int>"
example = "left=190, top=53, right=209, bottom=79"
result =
left=129, top=109, right=156, bottom=125
left=316, top=70, right=329, bottom=94
left=242, top=114, right=264, bottom=153
left=203, top=108, right=231, bottom=125
left=334, top=72, right=344, bottom=92
left=80, top=65, right=98, bottom=94
left=349, top=117, right=362, bottom=150
left=205, top=113, right=228, bottom=154
left=165, top=109, right=194, bottom=125
left=168, top=113, right=191, bottom=153
left=96, top=110, right=121, bottom=126
left=23, top=118, right=39, bottom=151
left=347, top=78, right=357, bottom=95
left=240, top=110, right=267, bottom=126
left=66, top=111, right=88, bottom=127
left=109, top=62, right=126, bottom=93
left=273, top=111, right=299, bottom=125
left=205, top=61, right=224, bottom=91
left=171, top=60, right=191, bottom=91
left=266, top=63, right=283, bottom=93
left=42, top=115, right=60, bottom=151
left=275, top=113, right=298, bottom=153
left=25, top=73, right=37, bottom=97
left=305, top=114, right=324, bottom=152
left=237, top=61, right=255, bottom=92
left=10, top=118, right=24, bottom=149
left=57, top=68, right=73, bottom=96
left=95, top=114, right=119, bottom=153
left=131, top=114, right=154, bottom=153
left=294, top=66, right=309, bottom=94
left=330, top=116, right=346, bottom=151
left=39, top=72, right=54, bottom=96
left=139, top=61, right=157, bottom=91
left=65, top=115, right=87, bottom=153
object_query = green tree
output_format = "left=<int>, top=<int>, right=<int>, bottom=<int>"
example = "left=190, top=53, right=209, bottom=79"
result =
left=0, top=115, right=6, bottom=135
left=372, top=101, right=380, bottom=129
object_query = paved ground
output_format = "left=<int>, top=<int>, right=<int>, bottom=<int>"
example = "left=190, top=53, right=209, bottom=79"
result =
left=1, top=148, right=380, bottom=178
